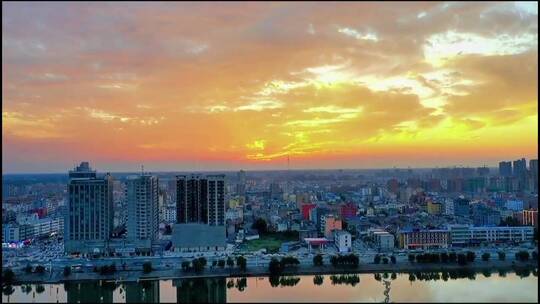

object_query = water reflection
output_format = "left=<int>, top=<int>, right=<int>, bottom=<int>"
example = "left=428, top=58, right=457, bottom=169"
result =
left=2, top=270, right=538, bottom=303
left=173, top=278, right=226, bottom=303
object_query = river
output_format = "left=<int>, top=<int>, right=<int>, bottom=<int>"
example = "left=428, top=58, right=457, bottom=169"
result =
left=2, top=270, right=537, bottom=303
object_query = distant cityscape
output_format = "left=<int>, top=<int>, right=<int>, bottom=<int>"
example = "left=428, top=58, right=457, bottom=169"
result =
left=2, top=158, right=538, bottom=260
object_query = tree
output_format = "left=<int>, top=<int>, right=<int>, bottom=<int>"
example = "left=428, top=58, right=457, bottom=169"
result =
left=390, top=256, right=396, bottom=264
left=440, top=252, right=449, bottom=263
left=374, top=255, right=381, bottom=264
left=457, top=254, right=467, bottom=266
left=181, top=261, right=190, bottom=271
left=408, top=254, right=415, bottom=263
left=449, top=252, right=457, bottom=263
left=280, top=256, right=300, bottom=268
left=269, top=258, right=282, bottom=275
left=212, top=260, right=217, bottom=268
left=515, top=251, right=530, bottom=261
left=218, top=259, right=225, bottom=268
left=313, top=254, right=324, bottom=267
left=330, top=255, right=338, bottom=267
left=63, top=266, right=71, bottom=277
left=498, top=251, right=506, bottom=261
left=21, top=284, right=32, bottom=294
left=252, top=218, right=268, bottom=235
left=35, top=284, right=45, bottom=294
left=35, top=265, right=46, bottom=274
left=382, top=257, right=389, bottom=264
left=192, top=258, right=204, bottom=273
left=499, top=216, right=520, bottom=227
left=466, top=251, right=476, bottom=263
left=24, top=264, right=33, bottom=274
left=227, top=257, right=235, bottom=268
left=481, top=252, right=490, bottom=262
left=2, top=268, right=15, bottom=285
left=313, top=275, right=324, bottom=285
left=199, top=257, right=207, bottom=268
left=164, top=224, right=172, bottom=235
left=236, top=256, right=247, bottom=272
left=143, top=262, right=153, bottom=274
left=3, top=285, right=15, bottom=298
left=533, top=251, right=538, bottom=260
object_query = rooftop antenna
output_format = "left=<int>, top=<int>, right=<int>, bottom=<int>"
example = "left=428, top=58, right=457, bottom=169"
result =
left=141, top=164, right=144, bottom=175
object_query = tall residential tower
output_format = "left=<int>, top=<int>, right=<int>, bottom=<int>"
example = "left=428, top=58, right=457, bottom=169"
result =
left=176, top=174, right=225, bottom=226
left=126, top=174, right=159, bottom=248
left=64, top=162, right=113, bottom=255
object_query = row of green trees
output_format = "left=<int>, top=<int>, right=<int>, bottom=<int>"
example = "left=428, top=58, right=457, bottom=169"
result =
left=93, top=263, right=117, bottom=275
left=23, top=264, right=46, bottom=274
left=181, top=256, right=247, bottom=273
left=329, top=274, right=360, bottom=286
left=515, top=250, right=538, bottom=261
left=330, top=254, right=360, bottom=268
left=373, top=255, right=396, bottom=264
left=268, top=256, right=300, bottom=275
left=407, top=251, right=477, bottom=265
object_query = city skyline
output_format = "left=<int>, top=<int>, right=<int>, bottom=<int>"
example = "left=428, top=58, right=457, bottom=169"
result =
left=3, top=2, right=538, bottom=173
left=1, top=157, right=538, bottom=175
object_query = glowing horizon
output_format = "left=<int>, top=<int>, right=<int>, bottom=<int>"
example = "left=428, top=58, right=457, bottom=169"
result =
left=2, top=2, right=538, bottom=173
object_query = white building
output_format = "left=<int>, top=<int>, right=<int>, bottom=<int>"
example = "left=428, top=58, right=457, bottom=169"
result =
left=505, top=200, right=524, bottom=211
left=445, top=198, right=454, bottom=215
left=2, top=224, right=20, bottom=243
left=161, top=206, right=177, bottom=223
left=373, top=231, right=394, bottom=251
left=225, top=208, right=243, bottom=222
left=126, top=175, right=160, bottom=250
left=334, top=230, right=352, bottom=253
left=33, top=217, right=64, bottom=237
left=276, top=221, right=288, bottom=232
left=447, top=224, right=534, bottom=246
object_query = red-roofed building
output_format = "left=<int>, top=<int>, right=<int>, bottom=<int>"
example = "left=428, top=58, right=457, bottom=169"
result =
left=301, top=203, right=316, bottom=221
left=340, top=202, right=357, bottom=219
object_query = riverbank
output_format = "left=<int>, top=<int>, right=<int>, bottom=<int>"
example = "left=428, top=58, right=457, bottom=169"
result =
left=7, top=259, right=538, bottom=285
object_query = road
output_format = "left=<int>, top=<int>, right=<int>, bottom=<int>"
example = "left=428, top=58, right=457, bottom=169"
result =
left=7, top=246, right=534, bottom=275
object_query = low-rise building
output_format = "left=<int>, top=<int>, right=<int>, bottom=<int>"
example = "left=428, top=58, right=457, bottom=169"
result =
left=334, top=230, right=352, bottom=253
left=519, top=209, right=538, bottom=227
left=447, top=224, right=534, bottom=246
left=323, top=215, right=342, bottom=238
left=470, top=226, right=533, bottom=244
left=427, top=201, right=442, bottom=215
left=171, top=223, right=227, bottom=252
left=505, top=200, right=524, bottom=211
left=398, top=229, right=450, bottom=249
left=2, top=224, right=20, bottom=243
left=373, top=231, right=394, bottom=251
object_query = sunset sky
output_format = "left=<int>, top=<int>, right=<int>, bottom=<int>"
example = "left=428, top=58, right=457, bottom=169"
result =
left=2, top=2, right=538, bottom=173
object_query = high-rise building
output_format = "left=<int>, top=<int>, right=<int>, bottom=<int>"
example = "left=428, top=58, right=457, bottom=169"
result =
left=126, top=175, right=159, bottom=244
left=530, top=159, right=538, bottom=192
left=270, top=182, right=282, bottom=200
left=236, top=170, right=246, bottom=196
left=513, top=158, right=527, bottom=177
left=176, top=174, right=225, bottom=226
left=454, top=197, right=470, bottom=217
left=499, top=161, right=512, bottom=177
left=65, top=162, right=113, bottom=255
left=476, top=166, right=489, bottom=176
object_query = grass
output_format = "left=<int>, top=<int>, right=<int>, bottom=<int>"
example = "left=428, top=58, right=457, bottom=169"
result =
left=243, top=231, right=299, bottom=253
